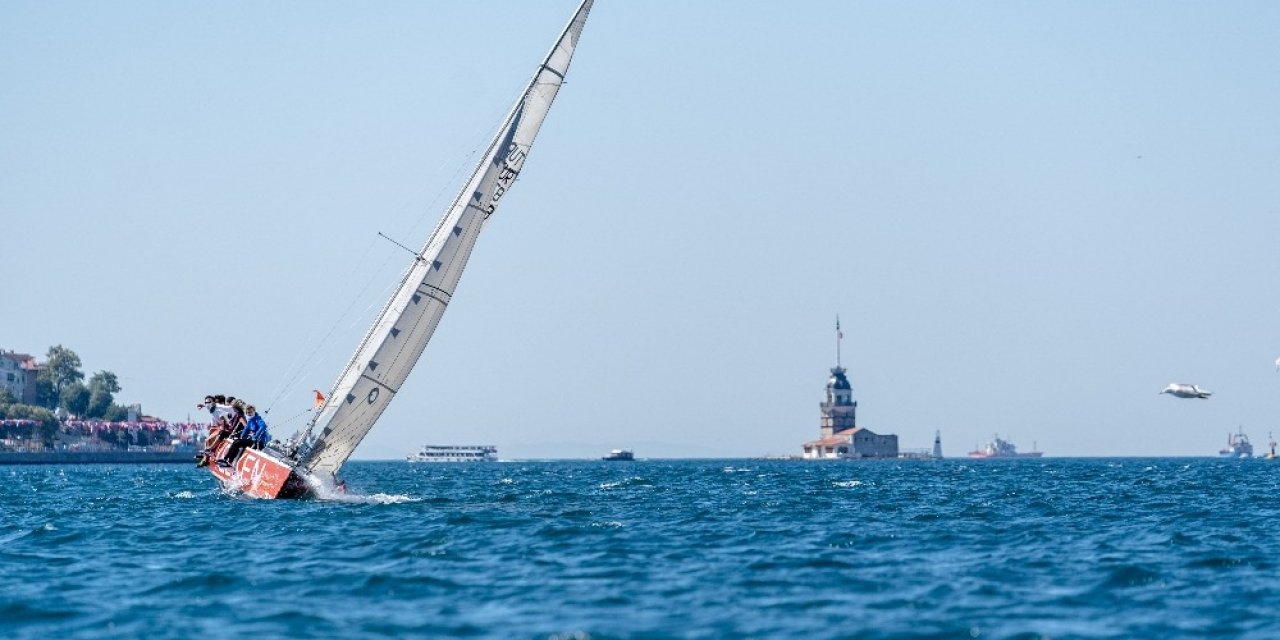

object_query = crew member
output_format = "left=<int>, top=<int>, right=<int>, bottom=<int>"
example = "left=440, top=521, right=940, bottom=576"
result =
left=196, top=395, right=235, bottom=467
left=216, top=402, right=249, bottom=467
left=244, top=405, right=270, bottom=450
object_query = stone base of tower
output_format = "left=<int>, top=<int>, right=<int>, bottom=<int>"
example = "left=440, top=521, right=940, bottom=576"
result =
left=802, top=427, right=898, bottom=460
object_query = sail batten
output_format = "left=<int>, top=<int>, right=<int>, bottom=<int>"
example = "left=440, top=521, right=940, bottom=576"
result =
left=294, top=0, right=594, bottom=478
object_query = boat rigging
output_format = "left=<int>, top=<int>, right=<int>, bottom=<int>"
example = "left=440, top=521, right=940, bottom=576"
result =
left=201, top=0, right=596, bottom=499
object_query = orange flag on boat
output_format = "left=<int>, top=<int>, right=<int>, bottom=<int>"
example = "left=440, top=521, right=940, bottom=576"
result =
left=312, top=390, right=325, bottom=409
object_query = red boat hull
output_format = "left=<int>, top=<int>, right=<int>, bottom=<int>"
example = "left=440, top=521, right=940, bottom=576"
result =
left=206, top=441, right=311, bottom=499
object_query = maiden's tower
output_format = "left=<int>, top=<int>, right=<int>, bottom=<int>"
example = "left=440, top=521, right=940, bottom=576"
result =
left=801, top=320, right=898, bottom=459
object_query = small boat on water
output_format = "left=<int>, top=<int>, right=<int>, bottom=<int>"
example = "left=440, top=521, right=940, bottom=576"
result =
left=968, top=435, right=1043, bottom=459
left=200, top=0, right=595, bottom=499
left=1219, top=428, right=1253, bottom=458
left=407, top=445, right=497, bottom=463
left=603, top=449, right=634, bottom=461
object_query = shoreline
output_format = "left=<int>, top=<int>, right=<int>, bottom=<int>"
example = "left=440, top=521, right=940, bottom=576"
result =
left=0, top=451, right=194, bottom=465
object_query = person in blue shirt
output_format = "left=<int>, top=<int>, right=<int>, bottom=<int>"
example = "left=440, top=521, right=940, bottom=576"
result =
left=218, top=403, right=266, bottom=466
left=245, top=405, right=270, bottom=450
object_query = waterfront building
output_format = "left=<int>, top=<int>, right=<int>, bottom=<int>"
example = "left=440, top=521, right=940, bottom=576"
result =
left=801, top=322, right=898, bottom=459
left=0, top=350, right=38, bottom=405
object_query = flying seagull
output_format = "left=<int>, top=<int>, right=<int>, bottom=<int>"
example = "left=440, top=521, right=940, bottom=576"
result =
left=1160, top=383, right=1212, bottom=399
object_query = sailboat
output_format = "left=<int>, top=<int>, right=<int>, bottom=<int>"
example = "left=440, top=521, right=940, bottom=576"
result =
left=206, top=0, right=595, bottom=499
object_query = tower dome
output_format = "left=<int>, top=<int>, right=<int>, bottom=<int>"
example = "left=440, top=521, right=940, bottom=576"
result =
left=828, top=368, right=851, bottom=390
left=826, top=366, right=853, bottom=406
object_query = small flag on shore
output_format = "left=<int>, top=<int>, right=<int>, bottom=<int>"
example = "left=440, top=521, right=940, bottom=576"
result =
left=313, top=390, right=326, bottom=409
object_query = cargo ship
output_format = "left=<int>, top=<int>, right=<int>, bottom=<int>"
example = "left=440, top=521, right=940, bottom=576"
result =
left=1219, top=428, right=1253, bottom=458
left=968, top=435, right=1043, bottom=458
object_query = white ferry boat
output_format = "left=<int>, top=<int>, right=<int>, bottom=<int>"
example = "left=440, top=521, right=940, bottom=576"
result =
left=603, top=449, right=635, bottom=461
left=407, top=445, right=498, bottom=463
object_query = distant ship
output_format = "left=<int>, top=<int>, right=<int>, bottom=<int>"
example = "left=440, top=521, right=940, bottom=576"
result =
left=407, top=445, right=498, bottom=463
left=603, top=449, right=635, bottom=461
left=968, top=435, right=1043, bottom=459
left=1219, top=428, right=1253, bottom=458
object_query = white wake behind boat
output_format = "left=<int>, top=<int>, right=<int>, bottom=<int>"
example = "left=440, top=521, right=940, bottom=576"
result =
left=206, top=0, right=595, bottom=499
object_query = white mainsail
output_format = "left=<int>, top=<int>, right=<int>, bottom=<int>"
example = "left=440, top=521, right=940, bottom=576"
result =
left=293, top=0, right=594, bottom=479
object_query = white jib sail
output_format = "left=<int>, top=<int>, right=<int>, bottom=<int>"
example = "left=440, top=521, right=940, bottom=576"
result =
left=295, top=0, right=594, bottom=479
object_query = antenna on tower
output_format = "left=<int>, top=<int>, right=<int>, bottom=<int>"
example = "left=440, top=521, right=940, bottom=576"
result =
left=835, top=314, right=843, bottom=367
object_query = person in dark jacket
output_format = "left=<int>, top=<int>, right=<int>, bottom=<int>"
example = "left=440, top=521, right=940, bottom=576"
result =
left=227, top=400, right=247, bottom=438
left=216, top=402, right=250, bottom=467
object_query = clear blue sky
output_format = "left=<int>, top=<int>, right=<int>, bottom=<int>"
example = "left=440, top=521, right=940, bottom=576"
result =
left=3, top=1, right=1278, bottom=458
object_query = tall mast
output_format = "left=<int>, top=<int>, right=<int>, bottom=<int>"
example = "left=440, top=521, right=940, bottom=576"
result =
left=291, top=0, right=595, bottom=478
left=835, top=315, right=842, bottom=368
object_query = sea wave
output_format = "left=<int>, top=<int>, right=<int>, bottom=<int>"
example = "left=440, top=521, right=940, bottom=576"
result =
left=322, top=491, right=421, bottom=505
left=3, top=459, right=1279, bottom=639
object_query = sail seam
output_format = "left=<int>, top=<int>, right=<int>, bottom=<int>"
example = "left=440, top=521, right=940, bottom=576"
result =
left=417, top=283, right=453, bottom=301
left=359, top=374, right=398, bottom=394
left=539, top=64, right=565, bottom=80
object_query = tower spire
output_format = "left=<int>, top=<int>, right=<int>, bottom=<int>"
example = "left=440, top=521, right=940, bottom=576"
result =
left=835, top=315, right=843, bottom=367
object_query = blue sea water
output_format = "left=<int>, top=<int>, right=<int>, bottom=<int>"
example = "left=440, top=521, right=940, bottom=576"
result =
left=2, top=458, right=1279, bottom=639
